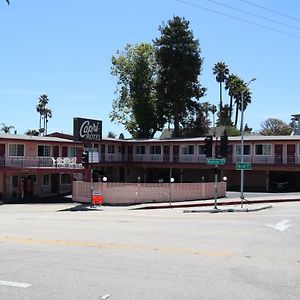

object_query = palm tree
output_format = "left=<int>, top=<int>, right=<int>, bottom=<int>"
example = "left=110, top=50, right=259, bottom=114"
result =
left=233, top=81, right=252, bottom=128
left=213, top=62, right=229, bottom=124
left=225, top=74, right=240, bottom=124
left=1, top=123, right=14, bottom=133
left=43, top=108, right=52, bottom=135
left=5, top=0, right=10, bottom=5
left=36, top=94, right=50, bottom=135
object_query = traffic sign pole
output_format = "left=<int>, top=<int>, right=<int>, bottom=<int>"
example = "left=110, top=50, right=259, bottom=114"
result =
left=214, top=165, right=218, bottom=209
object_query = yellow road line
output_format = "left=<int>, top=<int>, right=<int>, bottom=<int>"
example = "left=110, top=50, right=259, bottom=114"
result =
left=0, top=236, right=233, bottom=257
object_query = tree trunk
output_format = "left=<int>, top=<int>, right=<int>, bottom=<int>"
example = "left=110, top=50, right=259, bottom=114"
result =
left=174, top=102, right=179, bottom=137
left=229, top=95, right=233, bottom=124
left=234, top=103, right=239, bottom=127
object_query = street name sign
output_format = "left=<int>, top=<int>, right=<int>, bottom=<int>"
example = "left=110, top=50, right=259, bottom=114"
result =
left=235, top=162, right=252, bottom=170
left=207, top=159, right=225, bottom=165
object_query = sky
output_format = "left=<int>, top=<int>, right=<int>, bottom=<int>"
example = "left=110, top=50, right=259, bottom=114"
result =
left=1, top=0, right=300, bottom=137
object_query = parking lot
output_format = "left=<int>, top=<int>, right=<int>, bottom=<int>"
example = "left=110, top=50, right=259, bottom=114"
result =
left=0, top=201, right=299, bottom=300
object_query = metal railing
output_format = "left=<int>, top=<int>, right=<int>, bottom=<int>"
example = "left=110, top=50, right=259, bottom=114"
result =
left=0, top=156, right=83, bottom=168
left=4, top=153, right=294, bottom=167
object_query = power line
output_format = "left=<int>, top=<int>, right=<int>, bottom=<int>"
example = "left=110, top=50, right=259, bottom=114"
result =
left=176, top=0, right=300, bottom=38
left=205, top=0, right=300, bottom=31
left=238, top=0, right=300, bottom=23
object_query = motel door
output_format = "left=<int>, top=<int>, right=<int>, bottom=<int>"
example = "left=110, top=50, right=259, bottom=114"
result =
left=0, top=144, right=5, bottom=165
left=227, top=145, right=233, bottom=163
left=53, top=146, right=59, bottom=158
left=287, top=144, right=296, bottom=164
left=163, top=145, right=170, bottom=162
left=274, top=144, right=283, bottom=164
left=62, top=146, right=68, bottom=157
left=51, top=174, right=59, bottom=194
left=173, top=145, right=179, bottom=162
left=101, top=145, right=105, bottom=161
left=127, top=146, right=133, bottom=162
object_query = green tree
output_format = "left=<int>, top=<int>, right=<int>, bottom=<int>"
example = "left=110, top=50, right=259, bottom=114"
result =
left=36, top=94, right=52, bottom=135
left=213, top=61, right=229, bottom=124
left=181, top=102, right=211, bottom=137
left=0, top=123, right=14, bottom=133
left=44, top=108, right=52, bottom=135
left=111, top=43, right=163, bottom=138
left=25, top=129, right=39, bottom=136
left=234, top=83, right=252, bottom=128
left=107, top=131, right=116, bottom=138
left=225, top=73, right=240, bottom=124
left=154, top=16, right=206, bottom=137
left=259, top=118, right=293, bottom=135
left=216, top=104, right=231, bottom=126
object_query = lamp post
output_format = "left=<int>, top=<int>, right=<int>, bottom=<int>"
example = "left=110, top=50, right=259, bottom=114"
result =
left=169, top=177, right=174, bottom=207
left=240, top=78, right=256, bottom=208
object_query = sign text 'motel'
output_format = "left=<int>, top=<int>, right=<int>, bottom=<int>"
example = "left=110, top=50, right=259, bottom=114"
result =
left=73, top=117, right=102, bottom=141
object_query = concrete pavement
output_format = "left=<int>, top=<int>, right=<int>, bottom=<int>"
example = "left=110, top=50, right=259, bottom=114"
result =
left=127, top=191, right=300, bottom=211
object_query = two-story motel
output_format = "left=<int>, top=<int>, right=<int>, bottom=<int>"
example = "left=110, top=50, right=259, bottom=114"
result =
left=75, top=134, right=300, bottom=193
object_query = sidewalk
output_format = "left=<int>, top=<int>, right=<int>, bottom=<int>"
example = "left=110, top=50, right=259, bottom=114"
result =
left=130, top=193, right=300, bottom=211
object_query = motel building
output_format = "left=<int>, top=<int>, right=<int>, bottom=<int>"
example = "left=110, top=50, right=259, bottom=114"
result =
left=71, top=134, right=300, bottom=193
left=2, top=116, right=300, bottom=203
left=0, top=133, right=84, bottom=202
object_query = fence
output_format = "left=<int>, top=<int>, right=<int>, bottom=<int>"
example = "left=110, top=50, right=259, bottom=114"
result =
left=72, top=181, right=226, bottom=205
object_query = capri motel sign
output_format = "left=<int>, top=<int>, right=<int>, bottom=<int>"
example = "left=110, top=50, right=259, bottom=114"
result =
left=74, top=117, right=102, bottom=141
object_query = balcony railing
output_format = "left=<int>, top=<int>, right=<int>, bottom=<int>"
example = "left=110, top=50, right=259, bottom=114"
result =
left=96, top=153, right=300, bottom=165
left=0, top=156, right=83, bottom=169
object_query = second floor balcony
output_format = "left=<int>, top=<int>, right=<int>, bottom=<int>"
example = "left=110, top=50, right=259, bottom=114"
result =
left=96, top=152, right=300, bottom=166
left=0, top=156, right=83, bottom=169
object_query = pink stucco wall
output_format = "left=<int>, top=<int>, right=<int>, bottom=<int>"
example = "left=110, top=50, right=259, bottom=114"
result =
left=72, top=181, right=226, bottom=205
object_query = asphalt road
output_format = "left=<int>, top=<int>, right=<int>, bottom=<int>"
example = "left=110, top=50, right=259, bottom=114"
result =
left=0, top=202, right=299, bottom=300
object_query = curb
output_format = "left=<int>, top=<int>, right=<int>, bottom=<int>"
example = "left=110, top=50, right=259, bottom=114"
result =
left=134, top=198, right=300, bottom=210
left=183, top=205, right=272, bottom=213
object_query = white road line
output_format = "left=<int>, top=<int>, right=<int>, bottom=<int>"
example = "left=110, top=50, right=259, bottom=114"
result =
left=267, top=219, right=291, bottom=231
left=0, top=280, right=31, bottom=288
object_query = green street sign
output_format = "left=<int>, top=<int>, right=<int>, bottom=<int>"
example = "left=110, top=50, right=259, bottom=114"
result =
left=207, top=159, right=225, bottom=165
left=235, top=162, right=252, bottom=170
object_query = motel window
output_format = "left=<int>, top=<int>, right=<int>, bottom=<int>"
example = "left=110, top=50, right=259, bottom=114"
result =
left=236, top=145, right=251, bottom=155
left=43, top=174, right=50, bottom=186
left=107, top=145, right=115, bottom=154
left=60, top=174, right=71, bottom=185
left=69, top=147, right=76, bottom=157
left=8, top=144, right=24, bottom=156
left=255, top=144, right=271, bottom=155
left=135, top=145, right=146, bottom=155
left=150, top=146, right=161, bottom=155
left=198, top=145, right=205, bottom=155
left=181, top=145, right=194, bottom=155
left=38, top=145, right=51, bottom=157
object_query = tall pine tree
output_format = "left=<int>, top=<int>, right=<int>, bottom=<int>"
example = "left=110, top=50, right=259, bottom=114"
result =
left=154, top=16, right=206, bottom=137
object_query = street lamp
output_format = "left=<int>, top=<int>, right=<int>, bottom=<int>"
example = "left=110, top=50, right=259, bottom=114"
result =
left=240, top=78, right=256, bottom=208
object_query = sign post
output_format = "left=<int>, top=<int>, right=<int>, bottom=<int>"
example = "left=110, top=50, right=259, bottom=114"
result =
left=207, top=159, right=225, bottom=209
